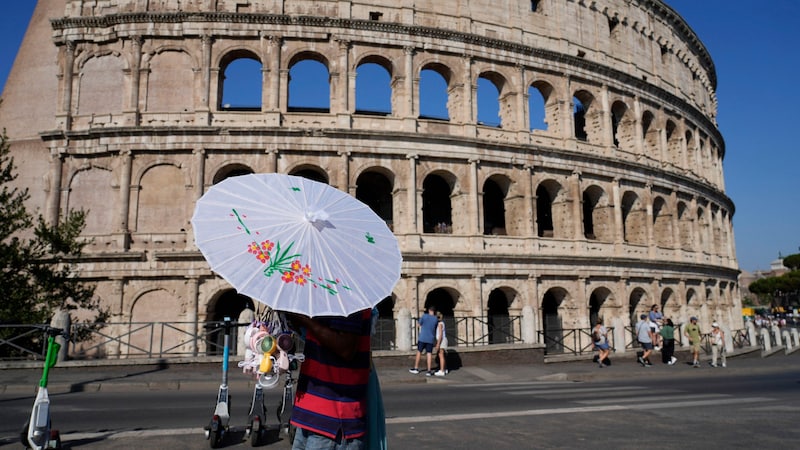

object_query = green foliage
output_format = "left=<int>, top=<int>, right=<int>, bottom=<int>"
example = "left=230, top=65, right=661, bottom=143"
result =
left=783, top=253, right=800, bottom=271
left=0, top=129, right=107, bottom=342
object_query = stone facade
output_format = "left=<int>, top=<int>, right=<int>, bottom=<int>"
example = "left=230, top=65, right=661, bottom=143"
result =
left=0, top=0, right=742, bottom=355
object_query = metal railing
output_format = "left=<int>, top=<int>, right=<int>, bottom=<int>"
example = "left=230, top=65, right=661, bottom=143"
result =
left=410, top=315, right=524, bottom=348
left=536, top=327, right=615, bottom=356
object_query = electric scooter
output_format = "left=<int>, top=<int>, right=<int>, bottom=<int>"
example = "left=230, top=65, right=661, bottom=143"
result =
left=205, top=317, right=233, bottom=449
left=20, top=326, right=68, bottom=450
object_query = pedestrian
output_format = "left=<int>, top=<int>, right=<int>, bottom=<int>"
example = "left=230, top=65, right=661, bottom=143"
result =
left=286, top=309, right=372, bottom=449
left=649, top=304, right=664, bottom=350
left=684, top=316, right=702, bottom=367
left=409, top=306, right=438, bottom=376
left=710, top=322, right=726, bottom=368
left=659, top=318, right=678, bottom=365
left=635, top=314, right=655, bottom=367
left=434, top=311, right=448, bottom=376
left=592, top=317, right=611, bottom=368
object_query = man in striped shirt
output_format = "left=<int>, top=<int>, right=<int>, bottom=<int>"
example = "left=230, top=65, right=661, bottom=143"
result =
left=287, top=309, right=372, bottom=449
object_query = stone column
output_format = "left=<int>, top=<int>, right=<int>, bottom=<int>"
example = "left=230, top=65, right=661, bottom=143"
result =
left=645, top=183, right=654, bottom=257
left=469, top=158, right=480, bottom=235
left=193, top=148, right=205, bottom=201
left=266, top=148, right=278, bottom=173
left=570, top=170, right=582, bottom=240
left=633, top=96, right=644, bottom=156
left=118, top=150, right=133, bottom=249
left=46, top=148, right=64, bottom=225
left=200, top=35, right=212, bottom=110
left=670, top=189, right=680, bottom=252
left=127, top=35, right=143, bottom=125
left=58, top=41, right=76, bottom=129
left=339, top=151, right=351, bottom=194
left=523, top=165, right=535, bottom=237
left=463, top=55, right=474, bottom=124
left=611, top=178, right=623, bottom=250
left=403, top=46, right=415, bottom=118
left=265, top=35, right=282, bottom=112
left=600, top=84, right=613, bottom=147
left=407, top=154, right=419, bottom=233
left=186, top=276, right=200, bottom=356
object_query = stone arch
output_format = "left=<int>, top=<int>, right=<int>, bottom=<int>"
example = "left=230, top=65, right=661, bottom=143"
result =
left=696, top=205, right=708, bottom=252
left=422, top=171, right=456, bottom=234
left=482, top=174, right=510, bottom=235
left=211, top=163, right=255, bottom=185
left=652, top=195, right=673, bottom=248
left=582, top=184, right=613, bottom=241
left=641, top=110, right=659, bottom=160
left=218, top=49, right=262, bottom=110
left=529, top=79, right=556, bottom=132
left=424, top=287, right=459, bottom=346
left=128, top=287, right=182, bottom=357
left=541, top=287, right=569, bottom=353
left=610, top=100, right=635, bottom=151
left=589, top=286, right=614, bottom=328
left=477, top=70, right=507, bottom=128
left=685, top=129, right=697, bottom=170
left=77, top=53, right=125, bottom=115
left=536, top=178, right=568, bottom=238
left=665, top=119, right=682, bottom=166
left=661, top=288, right=678, bottom=319
left=205, top=289, right=255, bottom=356
left=628, top=287, right=648, bottom=328
left=135, top=163, right=191, bottom=233
left=419, top=62, right=451, bottom=120
left=145, top=48, right=195, bottom=112
left=287, top=51, right=330, bottom=112
left=621, top=190, right=647, bottom=245
left=288, top=164, right=329, bottom=184
left=66, top=165, right=115, bottom=235
left=355, top=55, right=393, bottom=115
left=677, top=200, right=693, bottom=251
left=487, top=287, right=517, bottom=344
left=355, top=169, right=394, bottom=225
left=572, top=89, right=598, bottom=142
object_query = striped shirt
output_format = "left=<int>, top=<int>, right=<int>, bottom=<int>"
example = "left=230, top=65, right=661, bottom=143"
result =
left=290, top=309, right=372, bottom=440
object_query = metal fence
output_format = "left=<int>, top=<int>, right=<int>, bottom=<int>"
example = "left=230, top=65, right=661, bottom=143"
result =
left=536, top=327, right=616, bottom=356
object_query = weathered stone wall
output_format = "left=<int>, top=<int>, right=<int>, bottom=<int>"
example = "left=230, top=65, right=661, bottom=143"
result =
left=0, top=0, right=740, bottom=355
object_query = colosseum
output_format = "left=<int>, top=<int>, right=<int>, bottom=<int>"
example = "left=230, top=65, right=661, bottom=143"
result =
left=0, top=0, right=742, bottom=358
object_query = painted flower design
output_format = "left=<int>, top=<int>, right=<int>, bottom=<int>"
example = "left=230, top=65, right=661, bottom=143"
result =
left=232, top=208, right=350, bottom=295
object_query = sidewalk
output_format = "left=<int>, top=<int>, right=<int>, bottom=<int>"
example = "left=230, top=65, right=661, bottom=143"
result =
left=0, top=346, right=771, bottom=395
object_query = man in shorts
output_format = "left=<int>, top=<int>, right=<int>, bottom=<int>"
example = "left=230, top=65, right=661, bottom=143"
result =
left=635, top=314, right=655, bottom=366
left=409, top=306, right=438, bottom=376
left=684, top=316, right=702, bottom=367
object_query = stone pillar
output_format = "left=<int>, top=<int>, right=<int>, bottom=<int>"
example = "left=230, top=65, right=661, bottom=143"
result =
left=193, top=148, right=205, bottom=201
left=523, top=165, right=535, bottom=237
left=521, top=305, right=535, bottom=344
left=611, top=178, right=623, bottom=247
left=403, top=46, right=415, bottom=118
left=407, top=154, right=419, bottom=233
left=633, top=97, right=644, bottom=156
left=600, top=84, right=613, bottom=147
left=463, top=55, right=474, bottom=124
left=46, top=148, right=64, bottom=225
left=644, top=183, right=654, bottom=257
left=396, top=307, right=412, bottom=351
left=746, top=320, right=757, bottom=348
left=58, top=41, right=76, bottom=129
left=200, top=34, right=212, bottom=110
left=111, top=277, right=125, bottom=357
left=266, top=148, right=278, bottom=173
left=186, top=276, right=200, bottom=356
left=127, top=35, right=143, bottom=124
left=760, top=327, right=771, bottom=352
left=516, top=64, right=527, bottom=132
left=570, top=170, right=582, bottom=240
left=265, top=35, right=282, bottom=113
left=118, top=150, right=133, bottom=249
left=670, top=189, right=680, bottom=251
left=469, top=158, right=480, bottom=235
left=339, top=151, right=351, bottom=194
left=51, top=310, right=71, bottom=362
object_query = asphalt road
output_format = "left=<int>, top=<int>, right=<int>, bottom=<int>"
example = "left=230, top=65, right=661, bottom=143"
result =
left=2, top=351, right=799, bottom=449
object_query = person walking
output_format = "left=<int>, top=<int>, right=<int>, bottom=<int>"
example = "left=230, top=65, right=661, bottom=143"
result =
left=592, top=318, right=611, bottom=368
left=659, top=318, right=678, bottom=365
left=409, top=306, right=438, bottom=376
left=684, top=316, right=702, bottom=367
left=710, top=322, right=727, bottom=368
left=649, top=304, right=664, bottom=350
left=635, top=314, right=655, bottom=367
left=433, top=312, right=448, bottom=376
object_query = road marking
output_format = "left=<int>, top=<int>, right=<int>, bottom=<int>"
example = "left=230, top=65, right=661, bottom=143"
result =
left=578, top=393, right=727, bottom=404
left=505, top=386, right=646, bottom=396
left=60, top=428, right=205, bottom=441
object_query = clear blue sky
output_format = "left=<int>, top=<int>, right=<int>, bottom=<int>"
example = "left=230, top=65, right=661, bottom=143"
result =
left=2, top=1, right=797, bottom=273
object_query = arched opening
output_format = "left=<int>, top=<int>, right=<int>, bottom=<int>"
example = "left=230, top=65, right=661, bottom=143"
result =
left=219, top=54, right=262, bottom=110
left=621, top=191, right=646, bottom=245
left=528, top=84, right=547, bottom=131
left=288, top=57, right=330, bottom=112
left=573, top=95, right=588, bottom=141
left=419, top=65, right=450, bottom=120
left=628, top=288, right=647, bottom=345
left=477, top=75, right=502, bottom=127
left=356, top=170, right=394, bottom=227
left=652, top=196, right=672, bottom=248
left=487, top=289, right=511, bottom=344
left=422, top=174, right=452, bottom=233
left=541, top=288, right=566, bottom=354
left=482, top=178, right=506, bottom=235
left=205, top=290, right=254, bottom=355
left=372, top=296, right=395, bottom=350
left=290, top=167, right=329, bottom=184
left=212, top=164, right=255, bottom=185
left=536, top=183, right=554, bottom=237
left=355, top=61, right=392, bottom=115
left=425, top=288, right=457, bottom=346
left=589, top=287, right=612, bottom=328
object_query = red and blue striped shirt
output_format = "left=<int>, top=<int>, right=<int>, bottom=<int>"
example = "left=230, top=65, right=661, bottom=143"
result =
left=290, top=309, right=372, bottom=440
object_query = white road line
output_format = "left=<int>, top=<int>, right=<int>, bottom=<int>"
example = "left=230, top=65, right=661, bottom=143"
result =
left=505, top=386, right=646, bottom=395
left=61, top=428, right=205, bottom=441
left=577, top=393, right=727, bottom=405
left=456, top=381, right=578, bottom=389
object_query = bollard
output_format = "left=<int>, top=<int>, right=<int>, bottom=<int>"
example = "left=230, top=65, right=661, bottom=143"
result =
left=237, top=308, right=255, bottom=357
left=760, top=328, right=772, bottom=353
left=521, top=305, right=535, bottom=344
left=746, top=321, right=757, bottom=348
left=792, top=328, right=800, bottom=348
left=396, top=308, right=412, bottom=351
left=782, top=330, right=792, bottom=353
left=771, top=325, right=783, bottom=347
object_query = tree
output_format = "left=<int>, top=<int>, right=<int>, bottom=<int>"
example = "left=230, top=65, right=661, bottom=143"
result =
left=1, top=128, right=107, bottom=354
left=783, top=253, right=800, bottom=271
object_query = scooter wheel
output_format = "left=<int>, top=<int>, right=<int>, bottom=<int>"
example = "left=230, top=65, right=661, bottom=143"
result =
left=249, top=417, right=261, bottom=447
left=208, top=416, right=223, bottom=449
left=50, top=430, right=62, bottom=449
